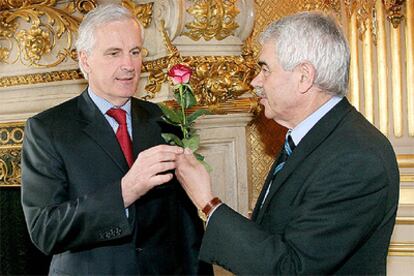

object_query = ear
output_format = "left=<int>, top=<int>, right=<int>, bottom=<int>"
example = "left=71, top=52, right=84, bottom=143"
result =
left=297, top=62, right=316, bottom=94
left=79, top=51, right=91, bottom=74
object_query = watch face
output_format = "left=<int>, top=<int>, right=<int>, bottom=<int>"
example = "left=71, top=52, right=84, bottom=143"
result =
left=198, top=208, right=207, bottom=222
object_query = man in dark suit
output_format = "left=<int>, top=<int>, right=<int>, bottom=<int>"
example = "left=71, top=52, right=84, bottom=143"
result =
left=175, top=11, right=399, bottom=275
left=21, top=4, right=212, bottom=275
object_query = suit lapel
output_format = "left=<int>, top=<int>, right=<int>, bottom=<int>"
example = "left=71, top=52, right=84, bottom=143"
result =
left=78, top=90, right=129, bottom=172
left=251, top=156, right=281, bottom=221
left=255, top=98, right=354, bottom=223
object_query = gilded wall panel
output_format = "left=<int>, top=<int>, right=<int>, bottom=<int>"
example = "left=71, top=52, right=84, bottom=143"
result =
left=0, top=122, right=24, bottom=187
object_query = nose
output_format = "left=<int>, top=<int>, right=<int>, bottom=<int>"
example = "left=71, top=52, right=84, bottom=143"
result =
left=250, top=70, right=263, bottom=87
left=120, top=54, right=135, bottom=72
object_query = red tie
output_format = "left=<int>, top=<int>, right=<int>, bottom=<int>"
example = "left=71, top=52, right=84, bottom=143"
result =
left=106, top=108, right=134, bottom=167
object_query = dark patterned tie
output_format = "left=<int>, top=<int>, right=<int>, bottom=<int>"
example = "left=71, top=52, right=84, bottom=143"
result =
left=107, top=108, right=134, bottom=167
left=273, top=134, right=296, bottom=175
left=260, top=132, right=296, bottom=207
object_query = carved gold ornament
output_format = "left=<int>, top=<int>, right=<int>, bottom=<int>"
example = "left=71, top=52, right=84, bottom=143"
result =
left=183, top=0, right=240, bottom=41
left=0, top=122, right=25, bottom=187
left=121, top=0, right=153, bottom=28
left=299, top=0, right=341, bottom=15
left=0, top=69, right=84, bottom=88
left=187, top=55, right=257, bottom=105
left=383, top=0, right=406, bottom=28
left=0, top=0, right=154, bottom=68
left=16, top=25, right=52, bottom=64
left=345, top=0, right=377, bottom=39
left=0, top=0, right=96, bottom=68
left=143, top=20, right=259, bottom=107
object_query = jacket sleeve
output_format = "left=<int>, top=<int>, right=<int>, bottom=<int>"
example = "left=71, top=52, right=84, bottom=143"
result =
left=199, top=150, right=398, bottom=275
left=21, top=117, right=133, bottom=255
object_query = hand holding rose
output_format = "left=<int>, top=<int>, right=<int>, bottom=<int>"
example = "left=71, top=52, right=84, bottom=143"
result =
left=175, top=148, right=215, bottom=210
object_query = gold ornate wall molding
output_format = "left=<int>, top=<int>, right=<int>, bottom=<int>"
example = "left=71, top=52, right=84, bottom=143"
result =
left=0, top=0, right=96, bottom=68
left=142, top=19, right=258, bottom=106
left=0, top=0, right=257, bottom=116
left=0, top=122, right=24, bottom=187
left=383, top=0, right=406, bottom=28
left=0, top=69, right=84, bottom=88
left=183, top=0, right=240, bottom=41
left=121, top=0, right=153, bottom=28
left=0, top=0, right=156, bottom=68
left=0, top=0, right=258, bottom=186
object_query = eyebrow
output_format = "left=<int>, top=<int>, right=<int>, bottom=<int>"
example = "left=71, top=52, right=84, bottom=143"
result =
left=130, top=46, right=141, bottom=52
left=104, top=47, right=121, bottom=53
left=104, top=46, right=142, bottom=53
left=258, top=61, right=269, bottom=68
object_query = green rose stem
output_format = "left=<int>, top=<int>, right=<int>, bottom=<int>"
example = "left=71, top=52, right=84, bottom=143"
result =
left=179, top=85, right=188, bottom=139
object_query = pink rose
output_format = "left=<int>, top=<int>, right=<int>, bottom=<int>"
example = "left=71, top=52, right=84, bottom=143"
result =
left=168, top=64, right=192, bottom=85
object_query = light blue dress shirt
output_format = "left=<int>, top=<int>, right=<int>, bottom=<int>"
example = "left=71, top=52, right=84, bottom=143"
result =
left=290, top=96, right=343, bottom=146
left=88, top=88, right=132, bottom=139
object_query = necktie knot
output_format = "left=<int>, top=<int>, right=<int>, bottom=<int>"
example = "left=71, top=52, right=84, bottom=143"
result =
left=107, top=108, right=127, bottom=125
left=285, top=134, right=296, bottom=156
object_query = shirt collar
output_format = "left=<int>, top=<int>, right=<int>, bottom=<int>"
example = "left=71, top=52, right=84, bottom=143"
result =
left=87, top=87, right=131, bottom=116
left=290, top=96, right=342, bottom=146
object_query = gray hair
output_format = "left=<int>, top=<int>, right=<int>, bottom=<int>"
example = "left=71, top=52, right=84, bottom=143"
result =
left=260, top=11, right=350, bottom=96
left=75, top=4, right=144, bottom=79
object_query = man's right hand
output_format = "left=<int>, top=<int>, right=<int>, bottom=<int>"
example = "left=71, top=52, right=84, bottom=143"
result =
left=121, top=145, right=184, bottom=207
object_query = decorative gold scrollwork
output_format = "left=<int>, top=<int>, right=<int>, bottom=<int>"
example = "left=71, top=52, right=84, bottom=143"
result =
left=144, top=20, right=258, bottom=106
left=183, top=0, right=240, bottom=41
left=0, top=149, right=22, bottom=186
left=0, top=122, right=25, bottom=187
left=0, top=0, right=153, bottom=68
left=121, top=0, right=153, bottom=28
left=383, top=0, right=406, bottom=28
left=76, top=0, right=96, bottom=14
left=145, top=69, right=167, bottom=99
left=0, top=69, right=84, bottom=88
left=184, top=55, right=257, bottom=105
left=0, top=0, right=97, bottom=68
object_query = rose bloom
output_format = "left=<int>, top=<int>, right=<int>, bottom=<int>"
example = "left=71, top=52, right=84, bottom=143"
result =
left=168, top=64, right=192, bottom=85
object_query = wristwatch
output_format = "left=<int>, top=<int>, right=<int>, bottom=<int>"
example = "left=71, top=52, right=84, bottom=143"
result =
left=198, top=197, right=222, bottom=222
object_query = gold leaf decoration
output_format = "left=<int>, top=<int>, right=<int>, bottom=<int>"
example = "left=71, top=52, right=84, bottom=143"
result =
left=144, top=69, right=167, bottom=99
left=383, top=0, right=406, bottom=28
left=185, top=55, right=257, bottom=105
left=144, top=20, right=258, bottom=106
left=299, top=0, right=341, bottom=15
left=121, top=0, right=153, bottom=28
left=0, top=69, right=84, bottom=88
left=183, top=0, right=240, bottom=41
left=16, top=25, right=52, bottom=64
left=344, top=0, right=377, bottom=39
left=0, top=122, right=25, bottom=187
left=0, top=0, right=96, bottom=68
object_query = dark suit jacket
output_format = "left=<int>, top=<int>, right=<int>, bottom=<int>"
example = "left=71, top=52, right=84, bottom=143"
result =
left=200, top=98, right=399, bottom=275
left=21, top=90, right=212, bottom=275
